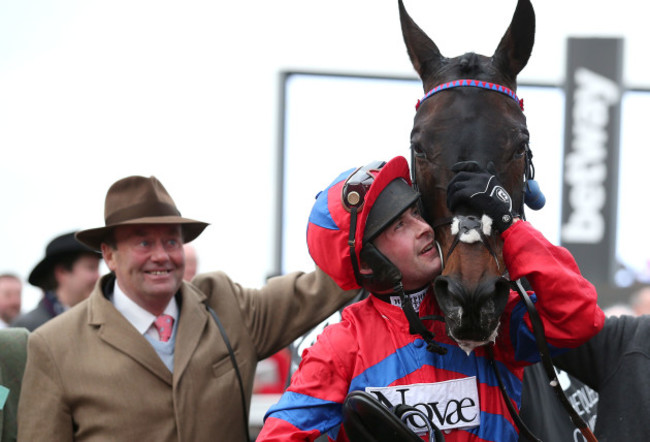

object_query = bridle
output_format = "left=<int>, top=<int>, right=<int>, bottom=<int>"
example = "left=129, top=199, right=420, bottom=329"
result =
left=411, top=77, right=537, bottom=264
left=409, top=79, right=597, bottom=442
left=410, top=79, right=527, bottom=276
left=415, top=79, right=524, bottom=111
left=435, top=214, right=503, bottom=273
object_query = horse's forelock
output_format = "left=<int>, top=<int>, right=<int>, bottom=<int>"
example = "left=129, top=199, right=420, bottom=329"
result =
left=424, top=53, right=511, bottom=92
left=458, top=53, right=482, bottom=74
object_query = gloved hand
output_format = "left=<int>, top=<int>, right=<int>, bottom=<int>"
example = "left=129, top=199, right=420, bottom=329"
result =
left=447, top=161, right=514, bottom=232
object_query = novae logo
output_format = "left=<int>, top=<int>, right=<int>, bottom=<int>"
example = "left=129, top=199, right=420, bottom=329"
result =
left=365, top=378, right=480, bottom=434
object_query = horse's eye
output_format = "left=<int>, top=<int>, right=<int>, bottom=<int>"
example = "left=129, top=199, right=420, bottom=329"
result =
left=513, top=141, right=528, bottom=159
left=411, top=143, right=426, bottom=159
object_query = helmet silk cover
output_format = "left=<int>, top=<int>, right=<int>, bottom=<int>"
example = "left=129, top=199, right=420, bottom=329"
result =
left=307, top=156, right=413, bottom=290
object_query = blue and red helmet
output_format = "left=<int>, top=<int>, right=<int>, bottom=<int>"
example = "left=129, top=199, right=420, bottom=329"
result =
left=307, top=156, right=420, bottom=291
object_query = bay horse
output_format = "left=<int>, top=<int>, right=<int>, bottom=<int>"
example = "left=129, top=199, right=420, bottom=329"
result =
left=398, top=0, right=535, bottom=350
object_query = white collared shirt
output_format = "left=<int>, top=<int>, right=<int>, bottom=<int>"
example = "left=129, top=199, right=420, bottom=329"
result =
left=112, top=281, right=179, bottom=341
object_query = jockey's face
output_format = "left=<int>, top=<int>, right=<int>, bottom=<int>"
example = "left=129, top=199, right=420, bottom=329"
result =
left=372, top=205, right=441, bottom=291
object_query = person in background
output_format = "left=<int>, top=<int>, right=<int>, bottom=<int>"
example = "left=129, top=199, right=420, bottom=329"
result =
left=550, top=291, right=650, bottom=441
left=629, top=285, right=650, bottom=315
left=17, top=175, right=358, bottom=441
left=182, top=243, right=198, bottom=281
left=12, top=232, right=101, bottom=331
left=0, top=327, right=30, bottom=442
left=0, top=273, right=22, bottom=328
left=520, top=297, right=647, bottom=442
left=258, top=157, right=604, bottom=442
left=602, top=302, right=635, bottom=317
left=516, top=301, right=634, bottom=441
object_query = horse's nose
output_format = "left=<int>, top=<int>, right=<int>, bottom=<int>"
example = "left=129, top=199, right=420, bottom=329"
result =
left=434, top=275, right=510, bottom=342
left=488, top=277, right=510, bottom=319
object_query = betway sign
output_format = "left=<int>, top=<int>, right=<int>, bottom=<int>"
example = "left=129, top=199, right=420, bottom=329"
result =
left=560, top=38, right=623, bottom=285
left=562, top=68, right=619, bottom=242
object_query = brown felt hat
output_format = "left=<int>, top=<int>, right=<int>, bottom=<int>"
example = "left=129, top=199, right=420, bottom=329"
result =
left=75, top=176, right=209, bottom=251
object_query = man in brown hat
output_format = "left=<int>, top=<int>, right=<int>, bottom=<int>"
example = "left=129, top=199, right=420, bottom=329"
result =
left=17, top=175, right=358, bottom=441
left=12, top=231, right=101, bottom=331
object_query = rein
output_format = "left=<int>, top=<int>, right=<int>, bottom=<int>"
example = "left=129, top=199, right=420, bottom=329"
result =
left=446, top=215, right=501, bottom=271
left=506, top=280, right=598, bottom=442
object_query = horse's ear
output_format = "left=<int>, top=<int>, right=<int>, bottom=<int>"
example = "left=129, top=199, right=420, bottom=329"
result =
left=398, top=0, right=444, bottom=89
left=492, top=0, right=535, bottom=82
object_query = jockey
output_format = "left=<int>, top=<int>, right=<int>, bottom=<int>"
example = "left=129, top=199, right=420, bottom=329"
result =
left=257, top=156, right=604, bottom=442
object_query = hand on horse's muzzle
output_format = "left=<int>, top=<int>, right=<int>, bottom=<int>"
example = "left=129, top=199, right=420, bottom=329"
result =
left=447, top=161, right=514, bottom=232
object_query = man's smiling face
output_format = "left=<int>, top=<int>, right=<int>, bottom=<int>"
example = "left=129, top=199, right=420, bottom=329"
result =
left=103, top=224, right=184, bottom=313
left=372, top=205, right=441, bottom=291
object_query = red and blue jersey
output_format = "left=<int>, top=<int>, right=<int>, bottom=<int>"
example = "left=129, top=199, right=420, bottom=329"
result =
left=258, top=221, right=604, bottom=441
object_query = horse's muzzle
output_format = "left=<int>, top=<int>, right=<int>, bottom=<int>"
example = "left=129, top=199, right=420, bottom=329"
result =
left=434, top=274, right=510, bottom=351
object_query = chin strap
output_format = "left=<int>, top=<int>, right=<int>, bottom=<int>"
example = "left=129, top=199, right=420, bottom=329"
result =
left=435, top=241, right=444, bottom=271
left=348, top=206, right=362, bottom=284
left=395, top=282, right=447, bottom=355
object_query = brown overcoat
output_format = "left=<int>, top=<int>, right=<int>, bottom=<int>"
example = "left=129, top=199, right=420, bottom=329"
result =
left=17, top=268, right=356, bottom=441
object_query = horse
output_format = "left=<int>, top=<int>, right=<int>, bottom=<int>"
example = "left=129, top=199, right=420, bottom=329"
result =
left=398, top=0, right=536, bottom=350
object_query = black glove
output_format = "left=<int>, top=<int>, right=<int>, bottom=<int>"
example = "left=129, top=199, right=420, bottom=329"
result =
left=447, top=161, right=514, bottom=232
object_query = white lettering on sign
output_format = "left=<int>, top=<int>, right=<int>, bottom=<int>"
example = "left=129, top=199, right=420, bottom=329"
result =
left=562, top=67, right=620, bottom=243
left=365, top=377, right=480, bottom=434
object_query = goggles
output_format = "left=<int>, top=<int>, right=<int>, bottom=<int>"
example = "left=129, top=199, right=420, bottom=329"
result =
left=342, top=160, right=386, bottom=211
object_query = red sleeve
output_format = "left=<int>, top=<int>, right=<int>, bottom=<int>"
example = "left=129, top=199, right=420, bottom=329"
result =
left=501, top=221, right=605, bottom=348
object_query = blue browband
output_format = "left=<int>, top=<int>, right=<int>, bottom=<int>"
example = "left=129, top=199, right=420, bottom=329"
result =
left=415, top=79, right=524, bottom=111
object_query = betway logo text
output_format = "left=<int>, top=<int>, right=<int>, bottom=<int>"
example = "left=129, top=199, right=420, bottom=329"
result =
left=562, top=68, right=620, bottom=243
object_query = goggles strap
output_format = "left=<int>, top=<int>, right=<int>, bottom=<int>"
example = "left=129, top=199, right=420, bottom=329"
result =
left=349, top=207, right=362, bottom=285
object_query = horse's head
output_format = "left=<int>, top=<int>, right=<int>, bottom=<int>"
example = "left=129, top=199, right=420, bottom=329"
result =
left=399, top=0, right=535, bottom=351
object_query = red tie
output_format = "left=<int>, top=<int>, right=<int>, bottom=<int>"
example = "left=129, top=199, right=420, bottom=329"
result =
left=154, top=314, right=174, bottom=342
